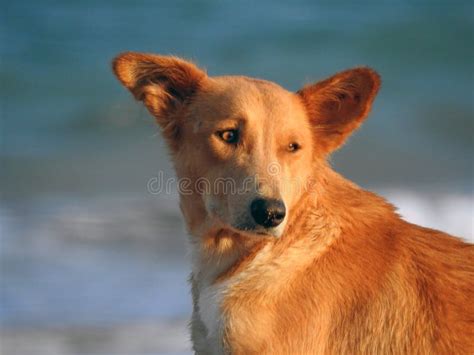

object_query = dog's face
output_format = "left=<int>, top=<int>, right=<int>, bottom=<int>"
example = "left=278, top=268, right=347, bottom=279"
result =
left=178, top=77, right=315, bottom=237
left=113, top=53, right=380, bottom=238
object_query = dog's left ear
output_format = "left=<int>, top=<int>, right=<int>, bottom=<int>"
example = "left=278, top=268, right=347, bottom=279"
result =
left=297, top=67, right=380, bottom=154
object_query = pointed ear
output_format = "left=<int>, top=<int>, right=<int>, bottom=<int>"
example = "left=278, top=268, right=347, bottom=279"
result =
left=297, top=67, right=380, bottom=154
left=112, top=52, right=207, bottom=142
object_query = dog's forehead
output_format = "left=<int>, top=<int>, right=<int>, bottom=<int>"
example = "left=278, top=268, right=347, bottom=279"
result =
left=212, top=75, right=287, bottom=96
left=190, top=76, right=298, bottom=122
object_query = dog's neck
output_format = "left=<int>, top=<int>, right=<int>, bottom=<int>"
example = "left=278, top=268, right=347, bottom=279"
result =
left=181, top=163, right=397, bottom=283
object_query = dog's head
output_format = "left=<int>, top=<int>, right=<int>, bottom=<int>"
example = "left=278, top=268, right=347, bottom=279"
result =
left=113, top=53, right=380, bottom=238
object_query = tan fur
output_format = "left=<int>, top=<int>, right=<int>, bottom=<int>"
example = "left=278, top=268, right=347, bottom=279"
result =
left=112, top=52, right=474, bottom=354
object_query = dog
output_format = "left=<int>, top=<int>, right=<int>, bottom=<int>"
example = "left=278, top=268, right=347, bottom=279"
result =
left=112, top=52, right=473, bottom=354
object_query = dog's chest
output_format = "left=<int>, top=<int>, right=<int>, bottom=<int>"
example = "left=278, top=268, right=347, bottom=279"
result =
left=197, top=278, right=227, bottom=343
left=193, top=245, right=276, bottom=352
left=197, top=273, right=270, bottom=354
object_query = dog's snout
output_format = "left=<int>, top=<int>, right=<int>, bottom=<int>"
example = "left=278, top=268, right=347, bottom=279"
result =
left=250, top=198, right=286, bottom=228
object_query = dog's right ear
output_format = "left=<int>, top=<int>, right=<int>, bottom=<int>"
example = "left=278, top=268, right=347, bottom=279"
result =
left=112, top=52, right=206, bottom=142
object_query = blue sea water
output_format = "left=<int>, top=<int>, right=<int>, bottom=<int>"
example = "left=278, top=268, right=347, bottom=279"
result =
left=0, top=1, right=472, bottom=353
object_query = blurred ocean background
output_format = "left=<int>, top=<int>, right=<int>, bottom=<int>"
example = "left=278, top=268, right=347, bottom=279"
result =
left=1, top=1, right=472, bottom=354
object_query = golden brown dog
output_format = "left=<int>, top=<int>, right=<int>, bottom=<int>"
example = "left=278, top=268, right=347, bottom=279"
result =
left=112, top=52, right=473, bottom=354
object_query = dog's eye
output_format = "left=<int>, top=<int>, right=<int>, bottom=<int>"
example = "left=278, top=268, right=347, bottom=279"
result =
left=218, top=129, right=239, bottom=144
left=287, top=142, right=301, bottom=152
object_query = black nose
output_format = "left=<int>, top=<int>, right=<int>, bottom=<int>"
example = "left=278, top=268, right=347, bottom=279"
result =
left=250, top=198, right=286, bottom=228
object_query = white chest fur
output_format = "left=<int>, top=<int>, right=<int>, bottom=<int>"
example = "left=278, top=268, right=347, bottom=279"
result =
left=191, top=242, right=274, bottom=354
left=197, top=278, right=228, bottom=353
left=191, top=243, right=235, bottom=354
